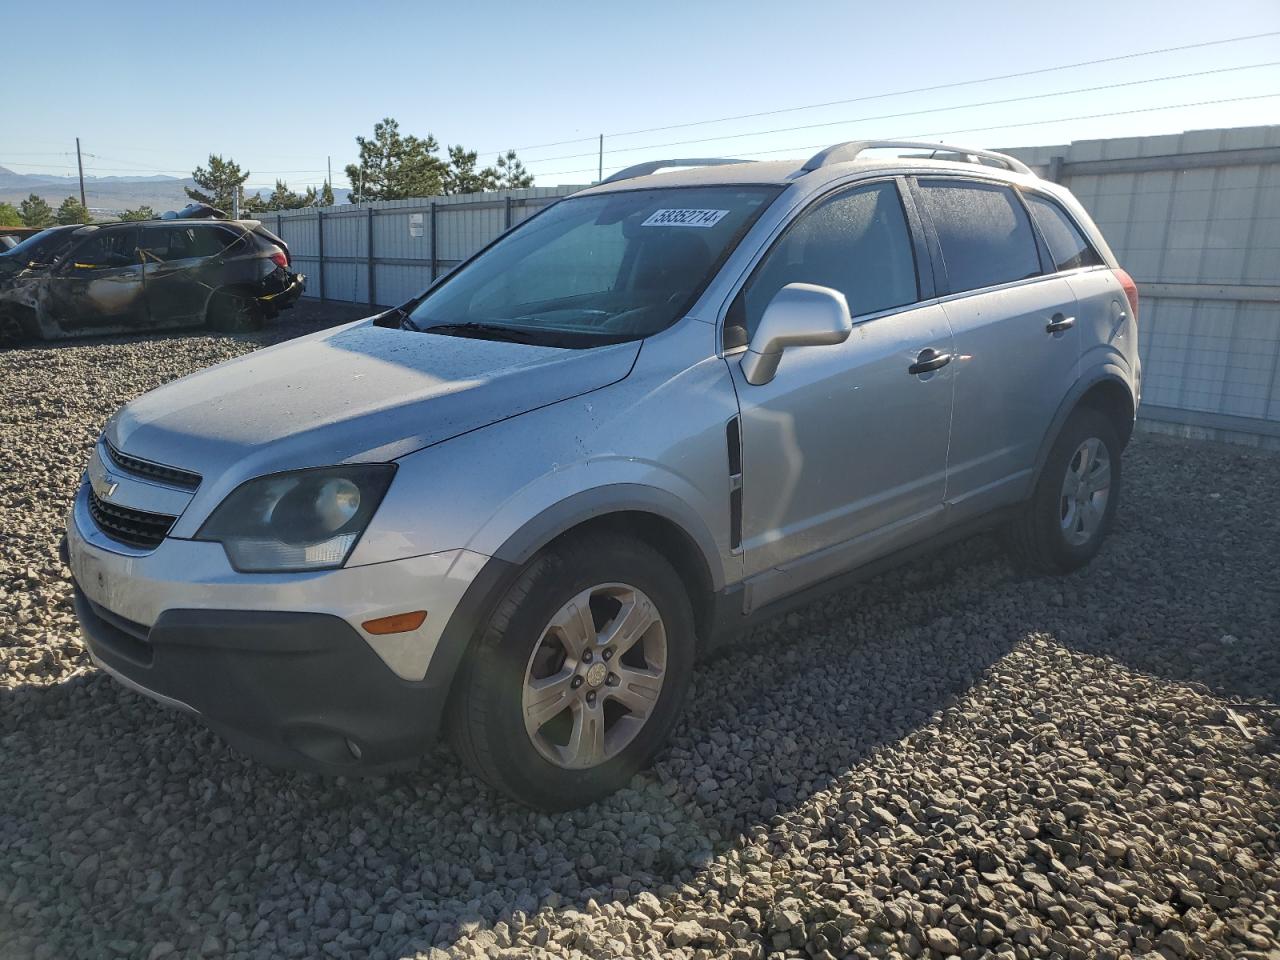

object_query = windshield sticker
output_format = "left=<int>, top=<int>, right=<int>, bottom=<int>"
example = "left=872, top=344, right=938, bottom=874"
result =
left=641, top=208, right=730, bottom=228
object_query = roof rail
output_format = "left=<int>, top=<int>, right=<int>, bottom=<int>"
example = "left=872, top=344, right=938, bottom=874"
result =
left=801, top=140, right=1033, bottom=176
left=601, top=157, right=753, bottom=185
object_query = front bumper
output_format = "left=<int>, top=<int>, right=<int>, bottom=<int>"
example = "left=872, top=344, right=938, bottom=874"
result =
left=65, top=479, right=493, bottom=772
left=73, top=584, right=441, bottom=771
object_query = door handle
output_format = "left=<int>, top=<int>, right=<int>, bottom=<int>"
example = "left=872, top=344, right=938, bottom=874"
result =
left=908, top=347, right=953, bottom=375
left=1046, top=313, right=1075, bottom=333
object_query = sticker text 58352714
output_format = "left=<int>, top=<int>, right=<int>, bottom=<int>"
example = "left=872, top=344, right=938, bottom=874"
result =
left=640, top=209, right=730, bottom=228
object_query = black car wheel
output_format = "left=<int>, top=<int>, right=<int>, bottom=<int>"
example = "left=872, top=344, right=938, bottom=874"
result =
left=1004, top=408, right=1122, bottom=574
left=206, top=291, right=263, bottom=333
left=449, top=534, right=696, bottom=811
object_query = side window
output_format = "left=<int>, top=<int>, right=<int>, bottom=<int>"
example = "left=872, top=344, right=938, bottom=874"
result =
left=916, top=180, right=1042, bottom=293
left=70, top=229, right=140, bottom=269
left=189, top=226, right=235, bottom=258
left=1024, top=194, right=1104, bottom=272
left=739, top=182, right=918, bottom=338
left=140, top=226, right=225, bottom=262
left=137, top=227, right=171, bottom=262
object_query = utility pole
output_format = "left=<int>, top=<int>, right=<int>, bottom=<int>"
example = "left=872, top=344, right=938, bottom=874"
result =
left=598, top=134, right=603, bottom=183
left=75, top=137, right=87, bottom=212
left=327, top=155, right=332, bottom=192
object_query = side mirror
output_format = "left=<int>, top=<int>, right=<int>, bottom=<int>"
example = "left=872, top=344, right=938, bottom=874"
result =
left=740, top=282, right=852, bottom=385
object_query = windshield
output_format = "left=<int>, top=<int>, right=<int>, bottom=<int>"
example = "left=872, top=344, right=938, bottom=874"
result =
left=0, top=226, right=79, bottom=264
left=405, top=185, right=779, bottom=347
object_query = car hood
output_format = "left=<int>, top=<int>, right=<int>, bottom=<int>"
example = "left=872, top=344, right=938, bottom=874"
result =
left=107, top=320, right=640, bottom=483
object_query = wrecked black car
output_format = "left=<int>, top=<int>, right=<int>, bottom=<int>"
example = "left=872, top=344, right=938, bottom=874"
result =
left=0, top=218, right=305, bottom=343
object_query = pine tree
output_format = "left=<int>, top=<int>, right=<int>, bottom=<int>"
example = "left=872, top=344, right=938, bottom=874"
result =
left=493, top=150, right=534, bottom=189
left=344, top=118, right=449, bottom=202
left=186, top=154, right=250, bottom=214
left=320, top=181, right=334, bottom=206
left=443, top=146, right=497, bottom=195
left=119, top=205, right=156, bottom=222
left=19, top=194, right=54, bottom=228
left=0, top=202, right=22, bottom=227
left=56, top=196, right=91, bottom=225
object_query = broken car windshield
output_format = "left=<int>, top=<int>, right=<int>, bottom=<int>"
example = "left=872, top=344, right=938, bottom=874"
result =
left=404, top=185, right=779, bottom=347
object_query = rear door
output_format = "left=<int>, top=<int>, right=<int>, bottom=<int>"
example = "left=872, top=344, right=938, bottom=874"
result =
left=1021, top=191, right=1123, bottom=372
left=45, top=227, right=146, bottom=330
left=140, top=224, right=231, bottom=325
left=912, top=177, right=1081, bottom=519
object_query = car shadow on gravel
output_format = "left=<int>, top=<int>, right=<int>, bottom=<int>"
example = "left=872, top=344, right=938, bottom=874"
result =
left=2, top=435, right=1278, bottom=959
left=0, top=532, right=1026, bottom=958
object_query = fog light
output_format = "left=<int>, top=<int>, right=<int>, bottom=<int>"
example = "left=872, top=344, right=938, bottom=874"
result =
left=362, top=610, right=428, bottom=635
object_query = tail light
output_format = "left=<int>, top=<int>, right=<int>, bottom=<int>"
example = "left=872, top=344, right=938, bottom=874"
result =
left=1112, top=267, right=1139, bottom=322
left=269, top=248, right=289, bottom=269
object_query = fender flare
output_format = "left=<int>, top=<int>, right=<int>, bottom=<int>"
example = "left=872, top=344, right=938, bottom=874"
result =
left=1029, top=363, right=1135, bottom=492
left=490, top=482, right=727, bottom=590
left=418, top=484, right=726, bottom=736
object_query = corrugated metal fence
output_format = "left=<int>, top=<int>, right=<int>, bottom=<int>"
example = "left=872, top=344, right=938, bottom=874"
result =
left=268, top=125, right=1279, bottom=448
left=264, top=186, right=585, bottom=308
left=1008, top=125, right=1280, bottom=449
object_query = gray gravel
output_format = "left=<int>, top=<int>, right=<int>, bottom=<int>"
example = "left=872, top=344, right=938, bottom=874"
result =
left=2, top=306, right=1278, bottom=960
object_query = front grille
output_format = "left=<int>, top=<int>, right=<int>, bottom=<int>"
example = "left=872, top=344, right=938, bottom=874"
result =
left=103, top=439, right=201, bottom=490
left=87, top=487, right=176, bottom=550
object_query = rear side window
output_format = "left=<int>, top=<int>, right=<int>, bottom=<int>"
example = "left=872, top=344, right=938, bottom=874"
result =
left=916, top=180, right=1041, bottom=293
left=738, top=181, right=918, bottom=337
left=1024, top=194, right=1104, bottom=272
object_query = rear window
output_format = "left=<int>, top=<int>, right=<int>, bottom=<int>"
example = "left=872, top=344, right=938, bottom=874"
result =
left=1024, top=194, right=1104, bottom=272
left=916, top=180, right=1042, bottom=294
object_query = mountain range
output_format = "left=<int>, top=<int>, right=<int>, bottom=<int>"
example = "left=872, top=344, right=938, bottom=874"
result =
left=0, top=165, right=349, bottom=215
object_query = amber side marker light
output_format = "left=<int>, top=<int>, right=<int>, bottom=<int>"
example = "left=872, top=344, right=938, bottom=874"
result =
left=362, top=611, right=428, bottom=635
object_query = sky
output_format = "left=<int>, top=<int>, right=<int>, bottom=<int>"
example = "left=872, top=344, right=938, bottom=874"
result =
left=5, top=0, right=1279, bottom=192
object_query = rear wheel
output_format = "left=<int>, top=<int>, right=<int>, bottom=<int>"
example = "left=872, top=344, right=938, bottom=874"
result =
left=1004, top=408, right=1122, bottom=574
left=449, top=535, right=695, bottom=810
left=206, top=291, right=263, bottom=333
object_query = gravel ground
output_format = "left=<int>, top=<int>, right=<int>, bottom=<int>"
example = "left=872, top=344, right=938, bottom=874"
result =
left=2, top=305, right=1278, bottom=960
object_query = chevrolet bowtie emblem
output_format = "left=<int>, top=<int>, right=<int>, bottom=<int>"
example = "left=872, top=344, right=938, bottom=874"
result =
left=102, top=475, right=118, bottom=498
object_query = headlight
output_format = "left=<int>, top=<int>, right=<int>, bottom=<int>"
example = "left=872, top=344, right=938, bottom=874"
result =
left=196, top=464, right=396, bottom=572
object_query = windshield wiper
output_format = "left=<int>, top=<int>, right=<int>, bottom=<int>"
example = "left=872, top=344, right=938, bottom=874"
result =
left=421, top=322, right=540, bottom=343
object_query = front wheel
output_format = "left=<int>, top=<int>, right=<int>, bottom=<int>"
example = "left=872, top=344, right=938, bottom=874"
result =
left=1004, top=408, right=1122, bottom=574
left=448, top=535, right=695, bottom=810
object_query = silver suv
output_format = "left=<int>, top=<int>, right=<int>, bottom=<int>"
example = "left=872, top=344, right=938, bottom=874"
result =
left=66, top=141, right=1140, bottom=809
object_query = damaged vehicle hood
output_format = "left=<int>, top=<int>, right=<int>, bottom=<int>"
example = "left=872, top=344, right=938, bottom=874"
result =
left=107, top=319, right=639, bottom=489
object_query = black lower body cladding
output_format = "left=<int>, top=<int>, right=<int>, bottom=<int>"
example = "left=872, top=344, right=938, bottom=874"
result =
left=73, top=583, right=444, bottom=772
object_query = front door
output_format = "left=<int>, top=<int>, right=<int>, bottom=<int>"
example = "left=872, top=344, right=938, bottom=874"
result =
left=45, top=227, right=145, bottom=330
left=728, top=180, right=955, bottom=609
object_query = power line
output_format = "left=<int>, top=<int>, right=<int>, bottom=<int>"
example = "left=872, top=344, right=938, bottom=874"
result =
left=483, top=30, right=1280, bottom=154
left=526, top=91, right=1280, bottom=181
left=520, top=60, right=1280, bottom=166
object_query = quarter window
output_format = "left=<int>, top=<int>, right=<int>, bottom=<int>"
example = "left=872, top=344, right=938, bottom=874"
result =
left=1024, top=194, right=1104, bottom=272
left=916, top=180, right=1042, bottom=293
left=737, top=182, right=918, bottom=339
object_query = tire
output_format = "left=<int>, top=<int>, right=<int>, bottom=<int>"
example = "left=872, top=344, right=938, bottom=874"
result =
left=448, top=534, right=696, bottom=811
left=206, top=291, right=263, bottom=333
left=1004, top=407, right=1122, bottom=575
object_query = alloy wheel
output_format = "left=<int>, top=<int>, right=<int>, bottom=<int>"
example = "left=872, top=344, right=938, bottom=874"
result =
left=1059, top=437, right=1111, bottom=547
left=521, top=582, right=667, bottom=769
